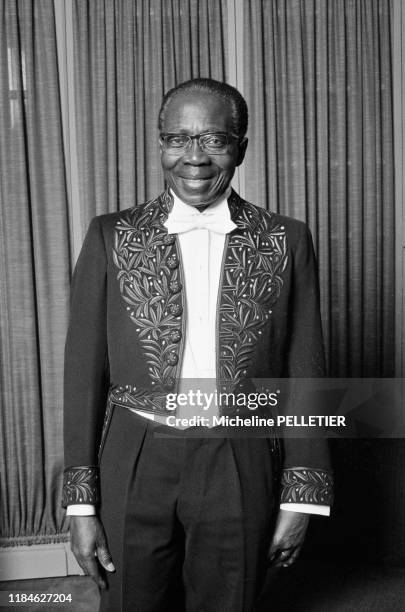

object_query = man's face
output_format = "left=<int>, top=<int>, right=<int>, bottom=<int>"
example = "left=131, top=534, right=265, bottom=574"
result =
left=160, top=91, right=247, bottom=207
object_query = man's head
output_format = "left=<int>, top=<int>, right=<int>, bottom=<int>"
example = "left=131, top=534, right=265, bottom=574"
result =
left=158, top=78, right=248, bottom=207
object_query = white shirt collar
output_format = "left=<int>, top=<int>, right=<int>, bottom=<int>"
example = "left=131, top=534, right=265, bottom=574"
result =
left=164, top=187, right=236, bottom=235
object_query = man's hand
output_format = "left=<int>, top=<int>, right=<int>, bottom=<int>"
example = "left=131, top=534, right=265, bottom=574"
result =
left=69, top=516, right=115, bottom=590
left=268, top=509, right=310, bottom=568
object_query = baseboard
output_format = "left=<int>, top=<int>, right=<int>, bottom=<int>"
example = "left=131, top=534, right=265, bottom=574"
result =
left=0, top=543, right=83, bottom=581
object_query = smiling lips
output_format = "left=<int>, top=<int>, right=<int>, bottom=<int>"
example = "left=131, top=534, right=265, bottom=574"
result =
left=180, top=177, right=213, bottom=189
left=180, top=176, right=212, bottom=181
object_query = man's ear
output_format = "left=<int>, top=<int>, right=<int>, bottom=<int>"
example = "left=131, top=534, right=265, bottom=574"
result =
left=236, top=137, right=248, bottom=167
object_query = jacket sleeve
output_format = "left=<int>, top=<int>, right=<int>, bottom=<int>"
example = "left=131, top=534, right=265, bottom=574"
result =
left=62, top=217, right=109, bottom=508
left=279, top=223, right=333, bottom=509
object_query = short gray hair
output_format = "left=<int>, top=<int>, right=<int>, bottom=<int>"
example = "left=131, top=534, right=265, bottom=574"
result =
left=158, top=78, right=248, bottom=139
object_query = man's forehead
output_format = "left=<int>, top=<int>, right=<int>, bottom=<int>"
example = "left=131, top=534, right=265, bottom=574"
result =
left=162, top=91, right=232, bottom=127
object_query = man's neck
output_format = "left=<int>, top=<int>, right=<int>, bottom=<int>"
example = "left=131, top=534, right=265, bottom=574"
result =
left=194, top=203, right=211, bottom=213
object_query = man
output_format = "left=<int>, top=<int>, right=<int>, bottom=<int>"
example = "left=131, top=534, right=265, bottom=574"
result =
left=63, top=78, right=333, bottom=611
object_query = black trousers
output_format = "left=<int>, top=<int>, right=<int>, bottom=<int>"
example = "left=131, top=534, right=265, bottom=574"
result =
left=98, top=406, right=277, bottom=612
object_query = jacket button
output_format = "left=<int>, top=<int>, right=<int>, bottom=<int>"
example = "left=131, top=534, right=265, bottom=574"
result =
left=166, top=351, right=178, bottom=365
left=169, top=330, right=182, bottom=343
left=167, top=254, right=179, bottom=269
left=164, top=377, right=175, bottom=390
left=169, top=303, right=183, bottom=316
left=169, top=280, right=182, bottom=293
left=163, top=234, right=176, bottom=245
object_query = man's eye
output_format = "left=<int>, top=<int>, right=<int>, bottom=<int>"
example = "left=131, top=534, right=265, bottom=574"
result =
left=203, top=135, right=227, bottom=148
left=167, top=136, right=188, bottom=147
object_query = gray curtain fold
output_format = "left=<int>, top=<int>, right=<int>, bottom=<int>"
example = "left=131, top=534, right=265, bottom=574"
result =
left=0, top=0, right=70, bottom=544
left=243, top=0, right=394, bottom=376
left=72, top=0, right=228, bottom=235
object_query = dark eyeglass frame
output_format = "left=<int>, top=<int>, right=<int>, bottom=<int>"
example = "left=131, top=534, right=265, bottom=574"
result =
left=159, top=131, right=241, bottom=154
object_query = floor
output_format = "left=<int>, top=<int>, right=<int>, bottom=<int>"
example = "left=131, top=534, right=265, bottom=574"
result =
left=1, top=562, right=405, bottom=611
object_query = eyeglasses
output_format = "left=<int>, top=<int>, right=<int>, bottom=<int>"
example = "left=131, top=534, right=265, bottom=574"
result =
left=159, top=132, right=238, bottom=155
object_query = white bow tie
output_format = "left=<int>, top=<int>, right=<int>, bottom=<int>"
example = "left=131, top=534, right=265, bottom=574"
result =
left=164, top=205, right=237, bottom=235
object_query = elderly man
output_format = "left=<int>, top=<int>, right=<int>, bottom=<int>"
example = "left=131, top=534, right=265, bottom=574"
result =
left=63, top=78, right=333, bottom=611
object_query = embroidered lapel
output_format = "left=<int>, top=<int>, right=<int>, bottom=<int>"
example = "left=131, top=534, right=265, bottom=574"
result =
left=113, top=191, right=185, bottom=392
left=217, top=191, right=289, bottom=389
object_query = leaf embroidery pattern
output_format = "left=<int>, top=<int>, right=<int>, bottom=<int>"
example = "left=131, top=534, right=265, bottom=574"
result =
left=108, top=385, right=168, bottom=413
left=218, top=194, right=288, bottom=386
left=62, top=467, right=99, bottom=506
left=113, top=193, right=184, bottom=390
left=280, top=468, right=334, bottom=505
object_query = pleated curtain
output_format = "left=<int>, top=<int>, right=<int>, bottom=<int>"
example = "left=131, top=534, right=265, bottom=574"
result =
left=243, top=0, right=394, bottom=376
left=0, top=0, right=70, bottom=544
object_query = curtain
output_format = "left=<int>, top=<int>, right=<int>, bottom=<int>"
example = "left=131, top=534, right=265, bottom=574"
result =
left=243, top=0, right=394, bottom=377
left=0, top=0, right=70, bottom=544
left=72, top=0, right=228, bottom=235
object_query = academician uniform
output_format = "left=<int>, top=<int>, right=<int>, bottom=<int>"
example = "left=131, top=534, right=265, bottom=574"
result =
left=62, top=189, right=333, bottom=611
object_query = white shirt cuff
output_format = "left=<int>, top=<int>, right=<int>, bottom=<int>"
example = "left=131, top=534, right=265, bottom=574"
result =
left=66, top=504, right=96, bottom=516
left=280, top=503, right=330, bottom=516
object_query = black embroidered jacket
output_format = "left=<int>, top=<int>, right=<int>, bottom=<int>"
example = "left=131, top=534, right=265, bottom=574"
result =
left=62, top=190, right=333, bottom=509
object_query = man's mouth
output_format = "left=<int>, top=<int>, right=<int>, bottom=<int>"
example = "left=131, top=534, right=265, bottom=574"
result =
left=179, top=175, right=213, bottom=181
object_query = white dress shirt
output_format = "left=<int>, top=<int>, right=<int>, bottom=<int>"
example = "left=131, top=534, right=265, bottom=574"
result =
left=67, top=190, right=329, bottom=517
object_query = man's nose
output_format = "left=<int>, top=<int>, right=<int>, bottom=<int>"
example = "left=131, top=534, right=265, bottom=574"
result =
left=183, top=139, right=210, bottom=164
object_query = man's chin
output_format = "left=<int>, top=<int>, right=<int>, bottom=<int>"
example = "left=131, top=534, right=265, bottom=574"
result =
left=170, top=183, right=228, bottom=207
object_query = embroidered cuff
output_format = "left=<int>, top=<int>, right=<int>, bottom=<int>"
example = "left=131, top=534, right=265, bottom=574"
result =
left=280, top=468, right=333, bottom=506
left=62, top=466, right=100, bottom=508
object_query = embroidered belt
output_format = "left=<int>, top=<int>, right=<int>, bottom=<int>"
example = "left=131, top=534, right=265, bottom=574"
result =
left=99, top=385, right=281, bottom=457
left=108, top=385, right=169, bottom=414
